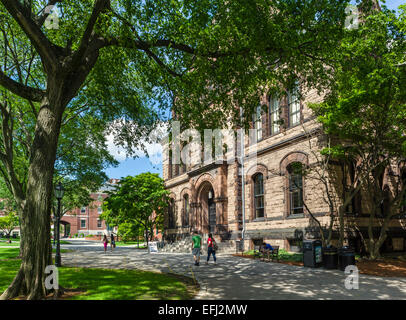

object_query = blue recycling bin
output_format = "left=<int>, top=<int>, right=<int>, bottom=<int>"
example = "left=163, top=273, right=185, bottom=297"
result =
left=303, top=240, right=323, bottom=268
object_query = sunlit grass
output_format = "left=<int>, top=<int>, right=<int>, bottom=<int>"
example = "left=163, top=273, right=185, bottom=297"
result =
left=0, top=240, right=71, bottom=246
left=0, top=248, right=71, bottom=259
left=114, top=241, right=146, bottom=247
left=0, top=241, right=20, bottom=247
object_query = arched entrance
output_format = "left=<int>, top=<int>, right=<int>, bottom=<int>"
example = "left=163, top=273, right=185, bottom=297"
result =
left=198, top=182, right=216, bottom=234
left=60, top=221, right=70, bottom=238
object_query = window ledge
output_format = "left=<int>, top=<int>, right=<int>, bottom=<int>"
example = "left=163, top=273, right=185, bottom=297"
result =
left=252, top=217, right=266, bottom=222
left=287, top=213, right=305, bottom=219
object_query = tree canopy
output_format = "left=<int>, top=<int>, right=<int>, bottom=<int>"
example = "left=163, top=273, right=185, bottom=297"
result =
left=102, top=173, right=168, bottom=249
left=310, top=4, right=406, bottom=258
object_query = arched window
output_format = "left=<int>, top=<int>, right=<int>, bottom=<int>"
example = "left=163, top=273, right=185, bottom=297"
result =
left=183, top=194, right=190, bottom=227
left=288, top=163, right=304, bottom=215
left=253, top=173, right=264, bottom=218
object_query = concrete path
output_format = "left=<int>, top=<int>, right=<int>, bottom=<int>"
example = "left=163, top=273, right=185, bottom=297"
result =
left=60, top=240, right=406, bottom=300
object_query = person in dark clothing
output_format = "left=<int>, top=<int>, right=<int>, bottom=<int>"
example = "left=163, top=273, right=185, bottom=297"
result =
left=206, top=233, right=217, bottom=264
left=110, top=233, right=116, bottom=251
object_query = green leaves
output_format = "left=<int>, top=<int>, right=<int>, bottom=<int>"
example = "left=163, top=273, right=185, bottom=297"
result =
left=0, top=210, right=19, bottom=235
left=102, top=173, right=169, bottom=235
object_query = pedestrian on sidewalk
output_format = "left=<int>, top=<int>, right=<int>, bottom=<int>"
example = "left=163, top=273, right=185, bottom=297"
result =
left=103, top=234, right=108, bottom=253
left=191, top=230, right=202, bottom=266
left=110, top=233, right=116, bottom=251
left=206, top=233, right=217, bottom=264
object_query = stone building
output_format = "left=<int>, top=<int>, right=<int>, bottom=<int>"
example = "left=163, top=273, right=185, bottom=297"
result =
left=162, top=83, right=406, bottom=253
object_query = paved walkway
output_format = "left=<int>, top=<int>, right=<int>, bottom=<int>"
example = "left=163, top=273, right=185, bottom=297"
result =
left=60, top=240, right=406, bottom=300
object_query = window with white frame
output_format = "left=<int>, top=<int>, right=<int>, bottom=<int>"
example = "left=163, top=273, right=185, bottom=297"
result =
left=80, top=219, right=86, bottom=228
left=253, top=173, right=265, bottom=218
left=269, top=97, right=280, bottom=135
left=288, top=83, right=301, bottom=127
left=97, top=219, right=102, bottom=228
left=254, top=105, right=263, bottom=142
left=98, top=207, right=102, bottom=214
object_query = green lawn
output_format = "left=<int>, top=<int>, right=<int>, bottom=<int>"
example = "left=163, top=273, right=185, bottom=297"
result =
left=0, top=240, right=71, bottom=246
left=0, top=248, right=196, bottom=300
left=114, top=241, right=145, bottom=247
left=0, top=241, right=20, bottom=247
left=0, top=248, right=21, bottom=259
left=0, top=248, right=71, bottom=259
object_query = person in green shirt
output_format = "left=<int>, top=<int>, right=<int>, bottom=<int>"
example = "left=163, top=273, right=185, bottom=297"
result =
left=191, top=230, right=202, bottom=266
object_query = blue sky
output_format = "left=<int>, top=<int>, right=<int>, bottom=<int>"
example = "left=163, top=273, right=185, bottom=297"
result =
left=382, top=0, right=404, bottom=10
left=105, top=0, right=403, bottom=179
left=105, top=157, right=162, bottom=179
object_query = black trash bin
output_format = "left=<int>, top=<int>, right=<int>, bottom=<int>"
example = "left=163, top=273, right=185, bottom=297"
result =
left=338, top=247, right=356, bottom=271
left=303, top=240, right=323, bottom=268
left=322, top=246, right=338, bottom=269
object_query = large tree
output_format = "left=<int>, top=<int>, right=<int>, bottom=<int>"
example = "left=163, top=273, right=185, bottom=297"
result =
left=310, top=4, right=406, bottom=258
left=0, top=0, right=351, bottom=299
left=102, top=173, right=167, bottom=252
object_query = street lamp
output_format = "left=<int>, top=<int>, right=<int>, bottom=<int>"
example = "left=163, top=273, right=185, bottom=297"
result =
left=54, top=182, right=64, bottom=267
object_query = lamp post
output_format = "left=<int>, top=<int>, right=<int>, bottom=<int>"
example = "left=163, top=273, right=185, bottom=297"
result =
left=54, top=182, right=64, bottom=267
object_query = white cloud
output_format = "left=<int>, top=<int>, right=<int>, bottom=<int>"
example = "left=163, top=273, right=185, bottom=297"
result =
left=106, top=121, right=169, bottom=165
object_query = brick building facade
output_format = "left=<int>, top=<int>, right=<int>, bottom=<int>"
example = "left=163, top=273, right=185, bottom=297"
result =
left=162, top=85, right=406, bottom=253
left=60, top=179, right=120, bottom=237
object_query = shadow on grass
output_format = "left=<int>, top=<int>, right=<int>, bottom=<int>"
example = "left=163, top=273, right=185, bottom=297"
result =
left=0, top=257, right=198, bottom=300
left=59, top=267, right=198, bottom=300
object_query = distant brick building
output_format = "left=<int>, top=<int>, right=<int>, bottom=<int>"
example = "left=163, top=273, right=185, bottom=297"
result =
left=60, top=179, right=120, bottom=238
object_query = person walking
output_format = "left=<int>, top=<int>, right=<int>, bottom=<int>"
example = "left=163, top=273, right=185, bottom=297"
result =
left=110, top=233, right=116, bottom=252
left=103, top=234, right=108, bottom=253
left=191, top=230, right=202, bottom=266
left=206, top=233, right=217, bottom=265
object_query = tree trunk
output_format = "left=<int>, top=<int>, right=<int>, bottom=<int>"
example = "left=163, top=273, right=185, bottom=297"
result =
left=1, top=93, right=63, bottom=300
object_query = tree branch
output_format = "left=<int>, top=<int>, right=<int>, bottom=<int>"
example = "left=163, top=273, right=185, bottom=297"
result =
left=35, top=0, right=63, bottom=27
left=71, top=0, right=111, bottom=68
left=0, top=68, right=44, bottom=102
left=0, top=0, right=59, bottom=71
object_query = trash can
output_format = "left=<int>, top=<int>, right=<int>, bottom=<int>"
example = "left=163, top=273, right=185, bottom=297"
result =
left=338, top=247, right=356, bottom=271
left=303, top=240, right=323, bottom=268
left=322, top=246, right=338, bottom=269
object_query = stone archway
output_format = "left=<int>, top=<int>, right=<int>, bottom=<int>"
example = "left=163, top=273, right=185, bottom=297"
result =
left=197, top=181, right=216, bottom=234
